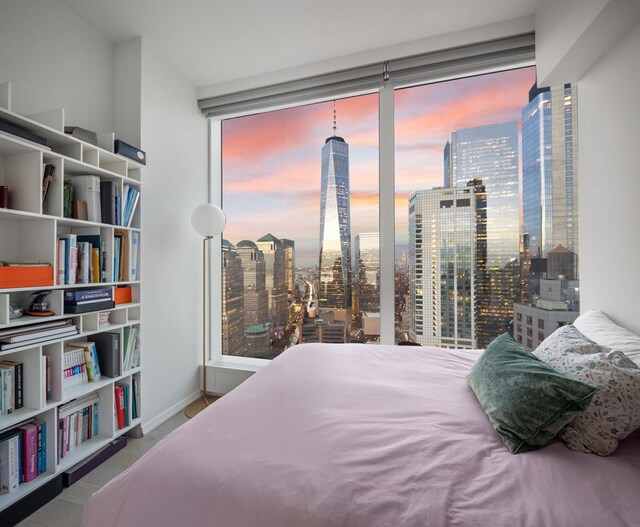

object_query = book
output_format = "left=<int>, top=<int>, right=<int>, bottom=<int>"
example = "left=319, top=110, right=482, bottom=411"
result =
left=17, top=423, right=38, bottom=482
left=77, top=242, right=91, bottom=284
left=64, top=299, right=114, bottom=314
left=63, top=179, right=73, bottom=218
left=0, top=319, right=75, bottom=338
left=69, top=176, right=101, bottom=223
left=0, top=366, right=14, bottom=414
left=114, top=385, right=125, bottom=430
left=0, top=361, right=23, bottom=410
left=64, top=288, right=111, bottom=303
left=100, top=180, right=115, bottom=225
left=0, top=328, right=78, bottom=351
left=92, top=333, right=121, bottom=378
left=114, top=229, right=129, bottom=281
left=0, top=324, right=76, bottom=343
left=130, top=232, right=139, bottom=281
left=42, top=163, right=54, bottom=206
left=92, top=247, right=100, bottom=284
left=57, top=238, right=66, bottom=285
left=123, top=187, right=140, bottom=227
left=0, top=432, right=20, bottom=493
left=58, top=234, right=77, bottom=285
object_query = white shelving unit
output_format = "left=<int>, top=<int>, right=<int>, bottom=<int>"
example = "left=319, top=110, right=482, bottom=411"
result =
left=0, top=81, right=143, bottom=513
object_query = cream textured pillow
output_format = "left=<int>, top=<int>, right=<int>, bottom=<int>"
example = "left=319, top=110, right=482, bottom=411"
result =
left=534, top=325, right=640, bottom=456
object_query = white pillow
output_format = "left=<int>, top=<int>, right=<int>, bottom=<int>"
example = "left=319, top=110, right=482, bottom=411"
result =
left=534, top=325, right=640, bottom=456
left=574, top=310, right=640, bottom=364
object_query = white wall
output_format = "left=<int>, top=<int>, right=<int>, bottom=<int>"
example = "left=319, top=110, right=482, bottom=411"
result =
left=139, top=42, right=208, bottom=431
left=578, top=21, right=640, bottom=335
left=0, top=0, right=115, bottom=133
left=0, top=0, right=208, bottom=431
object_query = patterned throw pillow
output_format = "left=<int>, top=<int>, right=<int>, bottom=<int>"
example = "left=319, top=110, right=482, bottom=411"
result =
left=534, top=325, right=640, bottom=456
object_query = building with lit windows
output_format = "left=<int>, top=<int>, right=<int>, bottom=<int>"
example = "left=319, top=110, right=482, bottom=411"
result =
left=256, top=233, right=288, bottom=327
left=354, top=232, right=379, bottom=313
left=408, top=180, right=487, bottom=348
left=235, top=240, right=269, bottom=338
left=221, top=240, right=245, bottom=356
left=281, top=238, right=296, bottom=300
left=447, top=121, right=520, bottom=346
left=522, top=83, right=579, bottom=300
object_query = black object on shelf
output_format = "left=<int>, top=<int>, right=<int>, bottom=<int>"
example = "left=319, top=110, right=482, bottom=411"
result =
left=63, top=300, right=115, bottom=314
left=0, top=475, right=63, bottom=527
left=0, top=118, right=48, bottom=147
left=63, top=436, right=127, bottom=487
left=114, top=139, right=146, bottom=165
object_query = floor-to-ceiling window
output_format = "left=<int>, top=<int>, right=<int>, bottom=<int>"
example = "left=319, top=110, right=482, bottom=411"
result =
left=220, top=94, right=379, bottom=359
left=213, top=51, right=579, bottom=360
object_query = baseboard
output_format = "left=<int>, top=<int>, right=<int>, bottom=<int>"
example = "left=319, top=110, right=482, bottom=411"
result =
left=141, top=389, right=202, bottom=435
left=0, top=475, right=62, bottom=527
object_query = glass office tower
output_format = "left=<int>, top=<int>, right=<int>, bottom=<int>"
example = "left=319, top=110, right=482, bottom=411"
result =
left=522, top=83, right=579, bottom=269
left=447, top=121, right=520, bottom=346
left=354, top=232, right=380, bottom=313
left=318, top=134, right=352, bottom=310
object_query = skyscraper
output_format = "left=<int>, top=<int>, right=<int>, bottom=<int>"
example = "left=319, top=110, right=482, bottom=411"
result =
left=522, top=83, right=579, bottom=299
left=408, top=180, right=487, bottom=348
left=235, top=240, right=269, bottom=352
left=318, top=125, right=352, bottom=311
left=256, top=233, right=288, bottom=327
left=447, top=121, right=520, bottom=346
left=281, top=238, right=296, bottom=300
left=222, top=240, right=245, bottom=356
left=354, top=232, right=380, bottom=313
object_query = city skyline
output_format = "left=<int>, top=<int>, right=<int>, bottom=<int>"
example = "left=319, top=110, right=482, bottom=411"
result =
left=222, top=67, right=536, bottom=267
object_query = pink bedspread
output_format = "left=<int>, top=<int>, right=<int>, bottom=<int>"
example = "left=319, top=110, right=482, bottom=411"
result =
left=82, top=344, right=640, bottom=526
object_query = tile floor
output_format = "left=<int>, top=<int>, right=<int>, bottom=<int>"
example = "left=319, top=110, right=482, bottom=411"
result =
left=16, top=410, right=190, bottom=527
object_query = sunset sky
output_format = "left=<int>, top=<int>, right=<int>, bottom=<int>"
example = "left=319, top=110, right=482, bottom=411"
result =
left=222, top=66, right=536, bottom=267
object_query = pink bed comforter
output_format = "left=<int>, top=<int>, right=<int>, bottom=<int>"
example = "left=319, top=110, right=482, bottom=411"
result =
left=82, top=344, right=640, bottom=527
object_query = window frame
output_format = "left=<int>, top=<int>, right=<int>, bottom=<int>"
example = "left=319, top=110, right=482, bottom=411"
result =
left=207, top=54, right=535, bottom=368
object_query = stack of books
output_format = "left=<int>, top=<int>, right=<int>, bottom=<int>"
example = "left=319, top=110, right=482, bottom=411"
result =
left=0, top=319, right=78, bottom=351
left=0, top=419, right=47, bottom=494
left=0, top=360, right=23, bottom=415
left=57, top=393, right=99, bottom=462
left=64, top=288, right=114, bottom=314
left=123, top=326, right=140, bottom=371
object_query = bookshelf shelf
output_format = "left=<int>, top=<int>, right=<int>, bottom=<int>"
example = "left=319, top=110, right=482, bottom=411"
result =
left=0, top=84, right=143, bottom=515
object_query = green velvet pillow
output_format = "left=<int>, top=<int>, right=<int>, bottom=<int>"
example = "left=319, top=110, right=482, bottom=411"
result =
left=467, top=333, right=598, bottom=454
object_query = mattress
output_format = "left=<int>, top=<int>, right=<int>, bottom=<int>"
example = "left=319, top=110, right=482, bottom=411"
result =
left=82, top=344, right=640, bottom=526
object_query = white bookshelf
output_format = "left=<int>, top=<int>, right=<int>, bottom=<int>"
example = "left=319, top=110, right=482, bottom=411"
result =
left=0, top=81, right=143, bottom=512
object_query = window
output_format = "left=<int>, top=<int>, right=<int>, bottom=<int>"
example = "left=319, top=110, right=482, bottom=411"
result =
left=211, top=42, right=578, bottom=360
left=221, top=95, right=379, bottom=358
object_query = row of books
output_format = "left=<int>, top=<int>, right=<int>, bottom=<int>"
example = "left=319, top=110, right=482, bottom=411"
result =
left=64, top=287, right=114, bottom=314
left=0, top=319, right=78, bottom=352
left=0, top=419, right=47, bottom=494
left=123, top=326, right=141, bottom=371
left=57, top=393, right=99, bottom=462
left=0, top=361, right=23, bottom=416
left=113, top=229, right=139, bottom=282
left=62, top=342, right=102, bottom=390
left=63, top=176, right=139, bottom=227
left=57, top=233, right=107, bottom=285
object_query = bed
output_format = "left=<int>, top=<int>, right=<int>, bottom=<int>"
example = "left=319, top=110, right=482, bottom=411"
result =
left=81, top=343, right=640, bottom=526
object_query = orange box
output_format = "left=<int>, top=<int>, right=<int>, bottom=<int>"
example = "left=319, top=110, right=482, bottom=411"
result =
left=0, top=265, right=54, bottom=288
left=114, top=286, right=132, bottom=304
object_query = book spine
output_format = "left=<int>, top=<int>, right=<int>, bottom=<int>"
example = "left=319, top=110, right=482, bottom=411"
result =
left=131, top=232, right=139, bottom=281
left=0, top=435, right=20, bottom=493
left=40, top=421, right=47, bottom=473
left=57, top=238, right=66, bottom=285
left=101, top=241, right=107, bottom=283
left=92, top=248, right=100, bottom=284
left=21, top=425, right=38, bottom=482
left=93, top=402, right=99, bottom=437
left=36, top=423, right=43, bottom=474
left=14, top=362, right=22, bottom=410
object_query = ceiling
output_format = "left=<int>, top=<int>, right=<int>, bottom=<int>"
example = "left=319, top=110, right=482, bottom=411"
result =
left=61, top=0, right=543, bottom=89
